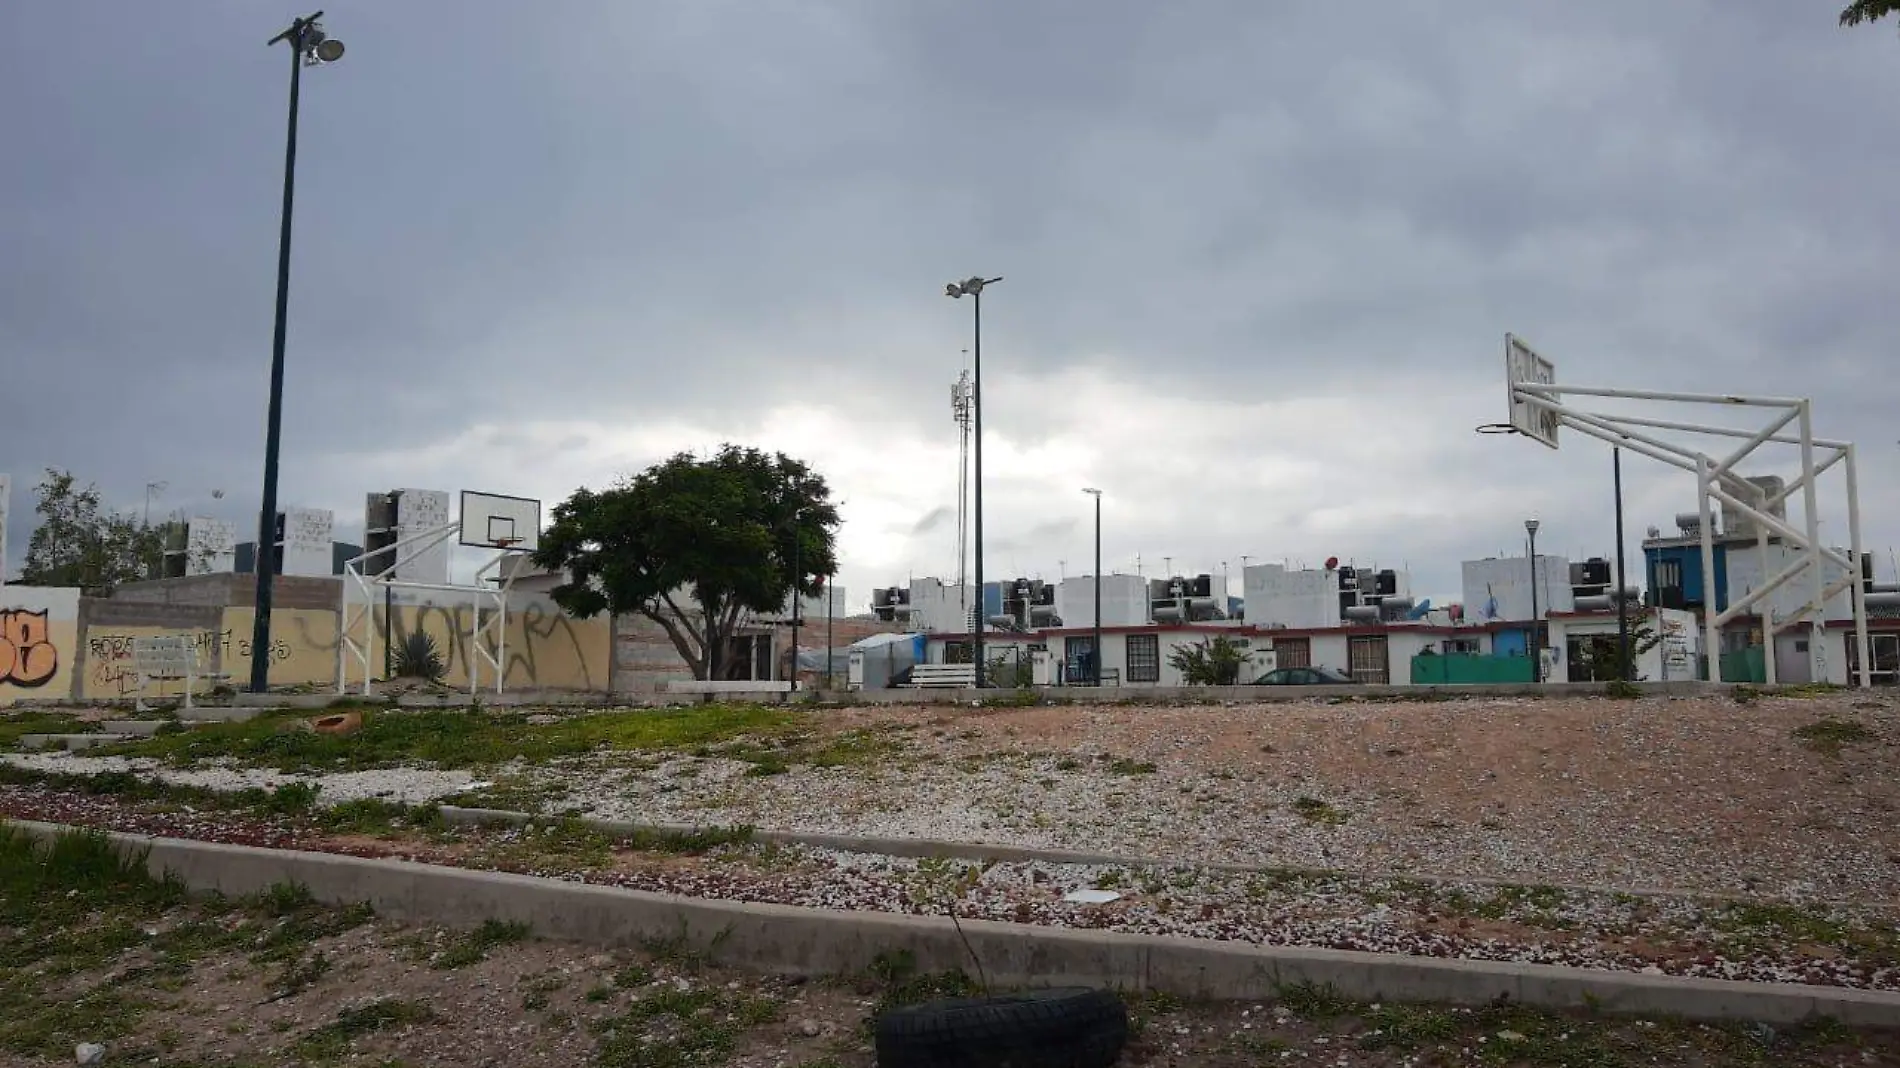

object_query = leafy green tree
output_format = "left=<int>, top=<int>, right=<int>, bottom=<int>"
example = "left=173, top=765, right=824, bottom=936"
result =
left=533, top=445, right=839, bottom=681
left=20, top=469, right=161, bottom=592
left=1167, top=634, right=1252, bottom=686
left=1841, top=1, right=1900, bottom=27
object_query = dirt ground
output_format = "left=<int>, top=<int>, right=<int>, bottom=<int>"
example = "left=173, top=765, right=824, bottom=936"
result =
left=7, top=876, right=1899, bottom=1068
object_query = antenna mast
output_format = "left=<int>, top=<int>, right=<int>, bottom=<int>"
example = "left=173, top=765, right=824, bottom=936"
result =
left=951, top=363, right=974, bottom=614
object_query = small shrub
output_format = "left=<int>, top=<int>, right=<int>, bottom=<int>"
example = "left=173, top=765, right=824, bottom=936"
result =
left=1604, top=680, right=1641, bottom=700
left=392, top=631, right=446, bottom=682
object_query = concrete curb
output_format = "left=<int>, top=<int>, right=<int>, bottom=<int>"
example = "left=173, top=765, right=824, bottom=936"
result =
left=9, top=818, right=1898, bottom=1026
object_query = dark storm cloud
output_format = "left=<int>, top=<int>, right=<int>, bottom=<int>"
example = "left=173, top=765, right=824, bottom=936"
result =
left=4, top=1, right=1900, bottom=592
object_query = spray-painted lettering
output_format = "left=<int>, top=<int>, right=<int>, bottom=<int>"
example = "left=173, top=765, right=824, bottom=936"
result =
left=0, top=609, right=59, bottom=688
left=85, top=628, right=291, bottom=696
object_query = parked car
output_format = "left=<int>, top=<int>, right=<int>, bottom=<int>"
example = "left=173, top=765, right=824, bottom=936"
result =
left=1254, top=665, right=1357, bottom=686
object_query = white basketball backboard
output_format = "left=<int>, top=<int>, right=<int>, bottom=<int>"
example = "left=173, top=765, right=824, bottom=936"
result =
left=1505, top=333, right=1560, bottom=449
left=459, top=491, right=541, bottom=552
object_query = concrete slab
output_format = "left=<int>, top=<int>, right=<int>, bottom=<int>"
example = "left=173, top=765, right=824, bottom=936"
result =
left=7, top=818, right=1895, bottom=1027
left=176, top=706, right=262, bottom=723
left=100, top=720, right=170, bottom=737
left=16, top=733, right=131, bottom=751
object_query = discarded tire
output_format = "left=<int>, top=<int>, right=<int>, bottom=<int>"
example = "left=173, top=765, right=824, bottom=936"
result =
left=873, top=987, right=1128, bottom=1067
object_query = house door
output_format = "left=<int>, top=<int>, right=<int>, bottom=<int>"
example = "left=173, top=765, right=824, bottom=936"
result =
left=1347, top=635, right=1389, bottom=685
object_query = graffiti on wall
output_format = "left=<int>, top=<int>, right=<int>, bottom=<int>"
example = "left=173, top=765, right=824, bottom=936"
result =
left=291, top=600, right=605, bottom=690
left=84, top=627, right=293, bottom=698
left=0, top=609, right=59, bottom=688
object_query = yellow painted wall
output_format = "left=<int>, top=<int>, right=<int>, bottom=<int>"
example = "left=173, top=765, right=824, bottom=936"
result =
left=42, top=597, right=607, bottom=701
left=218, top=608, right=340, bottom=690
left=374, top=603, right=610, bottom=691
left=0, top=589, right=80, bottom=706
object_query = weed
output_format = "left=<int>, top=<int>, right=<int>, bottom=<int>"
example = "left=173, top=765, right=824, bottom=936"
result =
left=1792, top=718, right=1875, bottom=756
left=1053, top=756, right=1082, bottom=771
left=583, top=984, right=613, bottom=1002
left=1275, top=980, right=1352, bottom=1018
left=266, top=950, right=333, bottom=1000
left=263, top=780, right=322, bottom=815
left=1604, top=679, right=1642, bottom=699
left=593, top=984, right=758, bottom=1068
left=864, top=950, right=979, bottom=1021
left=1106, top=757, right=1158, bottom=775
left=295, top=998, right=439, bottom=1058
left=434, top=918, right=532, bottom=969
left=1290, top=796, right=1347, bottom=824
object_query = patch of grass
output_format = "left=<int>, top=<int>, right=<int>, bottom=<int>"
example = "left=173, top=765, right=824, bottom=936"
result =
left=433, top=918, right=531, bottom=969
left=266, top=949, right=332, bottom=999
left=1275, top=980, right=1352, bottom=1018
left=1355, top=1002, right=1461, bottom=1050
left=100, top=703, right=808, bottom=773
left=294, top=998, right=439, bottom=1059
left=1604, top=679, right=1642, bottom=700
left=593, top=983, right=777, bottom=1068
left=1106, top=757, right=1158, bottom=775
left=0, top=710, right=94, bottom=748
left=1792, top=718, right=1875, bottom=756
left=1290, top=795, right=1347, bottom=824
left=261, top=780, right=322, bottom=815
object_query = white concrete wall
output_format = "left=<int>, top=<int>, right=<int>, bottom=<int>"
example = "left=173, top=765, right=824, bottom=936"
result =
left=1056, top=575, right=1150, bottom=628
left=186, top=517, right=237, bottom=576
left=901, top=578, right=976, bottom=634
left=1242, top=564, right=1340, bottom=629
left=392, top=489, right=452, bottom=585
left=1461, top=555, right=1574, bottom=623
left=1723, top=542, right=1855, bottom=624
left=1049, top=628, right=1274, bottom=687
left=280, top=507, right=335, bottom=578
left=1546, top=607, right=1698, bottom=682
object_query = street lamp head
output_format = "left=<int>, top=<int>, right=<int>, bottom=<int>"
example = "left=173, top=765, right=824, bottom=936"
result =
left=314, top=37, right=345, bottom=62
left=1082, top=487, right=1102, bottom=498
left=1525, top=519, right=1540, bottom=536
left=945, top=276, right=1002, bottom=299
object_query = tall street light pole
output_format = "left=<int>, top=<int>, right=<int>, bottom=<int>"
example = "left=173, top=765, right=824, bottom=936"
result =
left=1526, top=518, right=1542, bottom=684
left=946, top=275, right=1001, bottom=685
left=1083, top=488, right=1103, bottom=686
left=251, top=12, right=345, bottom=694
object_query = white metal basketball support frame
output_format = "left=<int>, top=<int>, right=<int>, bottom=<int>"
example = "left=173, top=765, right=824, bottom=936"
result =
left=1506, top=359, right=1871, bottom=689
left=337, top=521, right=527, bottom=696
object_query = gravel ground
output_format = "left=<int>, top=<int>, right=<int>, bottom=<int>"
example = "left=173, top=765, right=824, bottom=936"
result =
left=18, top=691, right=1897, bottom=902
left=8, top=777, right=1900, bottom=993
left=0, top=751, right=482, bottom=805
left=542, top=690, right=1900, bottom=901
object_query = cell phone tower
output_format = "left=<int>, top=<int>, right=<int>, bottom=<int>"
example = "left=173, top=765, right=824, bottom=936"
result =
left=951, top=363, right=974, bottom=620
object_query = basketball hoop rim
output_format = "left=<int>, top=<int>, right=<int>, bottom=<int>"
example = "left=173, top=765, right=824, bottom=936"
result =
left=1474, top=422, right=1522, bottom=436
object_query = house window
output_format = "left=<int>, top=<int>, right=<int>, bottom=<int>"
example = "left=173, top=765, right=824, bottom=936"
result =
left=1276, top=637, right=1311, bottom=669
left=1655, top=559, right=1682, bottom=588
left=1444, top=638, right=1480, bottom=655
left=1126, top=635, right=1160, bottom=683
left=1347, top=635, right=1389, bottom=685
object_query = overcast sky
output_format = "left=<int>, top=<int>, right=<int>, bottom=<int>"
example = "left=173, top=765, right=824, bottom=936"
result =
left=5, top=1, right=1899, bottom=608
